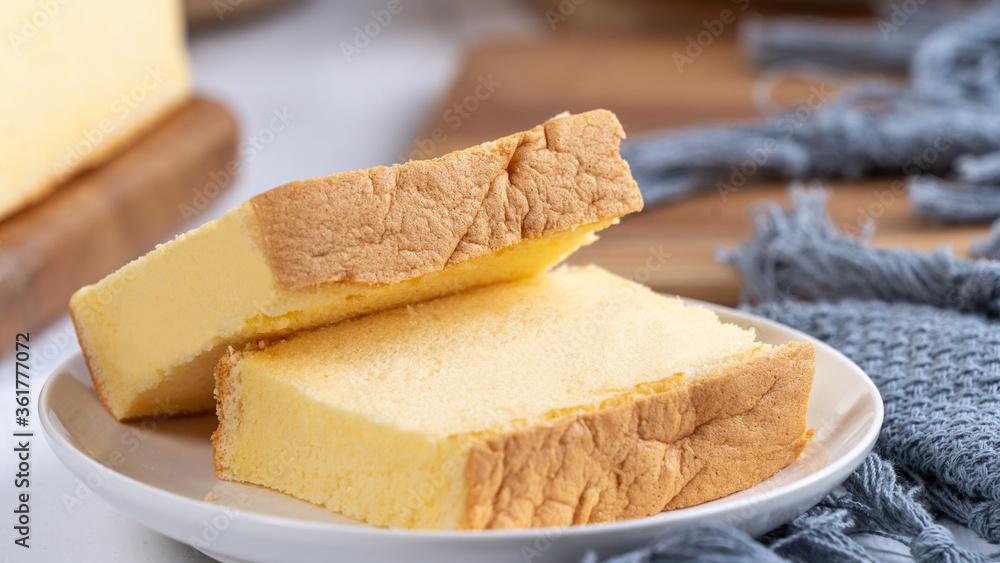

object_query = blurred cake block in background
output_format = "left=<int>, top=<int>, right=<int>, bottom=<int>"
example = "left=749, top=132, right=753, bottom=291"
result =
left=1, top=0, right=238, bottom=352
left=2, top=0, right=191, bottom=219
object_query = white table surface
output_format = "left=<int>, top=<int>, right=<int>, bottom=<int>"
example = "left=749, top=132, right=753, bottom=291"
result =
left=3, top=1, right=995, bottom=560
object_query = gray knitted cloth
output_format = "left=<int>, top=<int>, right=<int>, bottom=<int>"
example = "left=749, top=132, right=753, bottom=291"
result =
left=592, top=190, right=1000, bottom=562
left=621, top=1, right=1000, bottom=258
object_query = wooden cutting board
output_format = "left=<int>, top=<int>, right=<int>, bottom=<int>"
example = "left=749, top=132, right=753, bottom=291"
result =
left=0, top=98, right=238, bottom=354
left=415, top=36, right=987, bottom=305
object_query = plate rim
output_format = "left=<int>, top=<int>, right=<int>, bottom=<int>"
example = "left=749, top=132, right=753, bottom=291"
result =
left=39, top=300, right=884, bottom=543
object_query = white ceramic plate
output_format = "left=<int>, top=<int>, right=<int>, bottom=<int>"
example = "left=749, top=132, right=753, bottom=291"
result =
left=40, top=302, right=882, bottom=563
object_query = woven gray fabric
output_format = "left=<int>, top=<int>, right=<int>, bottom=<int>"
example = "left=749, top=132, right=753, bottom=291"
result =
left=592, top=190, right=1000, bottom=562
left=621, top=1, right=1000, bottom=240
left=751, top=301, right=1000, bottom=539
left=740, top=2, right=965, bottom=73
left=720, top=189, right=1000, bottom=316
left=584, top=523, right=786, bottom=563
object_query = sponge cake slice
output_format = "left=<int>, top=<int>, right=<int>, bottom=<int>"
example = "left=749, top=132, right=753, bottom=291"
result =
left=70, top=110, right=643, bottom=421
left=212, top=266, right=814, bottom=530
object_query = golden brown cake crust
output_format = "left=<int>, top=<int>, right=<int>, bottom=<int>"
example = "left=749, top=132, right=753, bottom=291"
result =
left=213, top=341, right=277, bottom=477
left=212, top=347, right=239, bottom=479
left=249, top=109, right=643, bottom=288
left=69, top=307, right=118, bottom=421
left=462, top=342, right=815, bottom=530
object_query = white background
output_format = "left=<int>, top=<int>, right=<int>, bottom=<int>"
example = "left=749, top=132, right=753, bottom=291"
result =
left=2, top=0, right=995, bottom=561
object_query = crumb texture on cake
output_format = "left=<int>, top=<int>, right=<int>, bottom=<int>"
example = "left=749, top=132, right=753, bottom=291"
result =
left=250, top=109, right=641, bottom=288
left=212, top=267, right=814, bottom=530
left=70, top=110, right=641, bottom=421
left=228, top=267, right=761, bottom=435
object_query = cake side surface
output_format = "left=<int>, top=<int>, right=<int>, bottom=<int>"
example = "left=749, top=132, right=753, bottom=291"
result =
left=69, top=204, right=272, bottom=420
left=212, top=344, right=469, bottom=529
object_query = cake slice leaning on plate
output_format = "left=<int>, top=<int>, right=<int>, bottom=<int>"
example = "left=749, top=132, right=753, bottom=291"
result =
left=213, top=266, right=814, bottom=530
left=70, top=109, right=643, bottom=421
